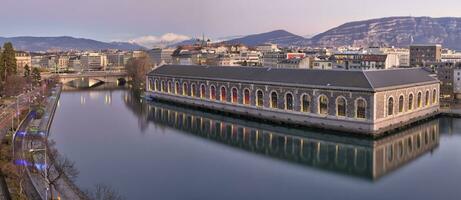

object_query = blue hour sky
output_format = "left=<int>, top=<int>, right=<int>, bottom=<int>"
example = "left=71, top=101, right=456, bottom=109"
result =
left=2, top=0, right=461, bottom=43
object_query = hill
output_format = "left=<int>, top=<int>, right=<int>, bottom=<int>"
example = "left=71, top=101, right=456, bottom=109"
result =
left=0, top=36, right=145, bottom=51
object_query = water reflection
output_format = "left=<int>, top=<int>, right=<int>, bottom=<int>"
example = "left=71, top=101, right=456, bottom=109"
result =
left=143, top=101, right=440, bottom=181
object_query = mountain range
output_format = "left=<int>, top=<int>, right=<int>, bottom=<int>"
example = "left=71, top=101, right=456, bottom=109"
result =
left=220, top=17, right=461, bottom=50
left=3, top=16, right=461, bottom=51
left=0, top=36, right=145, bottom=52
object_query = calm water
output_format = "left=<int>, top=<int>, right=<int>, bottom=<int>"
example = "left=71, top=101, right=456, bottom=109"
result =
left=50, top=88, right=461, bottom=200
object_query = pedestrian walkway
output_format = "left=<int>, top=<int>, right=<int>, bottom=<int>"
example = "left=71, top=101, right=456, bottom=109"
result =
left=13, top=84, right=87, bottom=200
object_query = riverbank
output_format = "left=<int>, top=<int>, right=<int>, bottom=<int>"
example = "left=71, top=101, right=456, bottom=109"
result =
left=12, top=83, right=87, bottom=200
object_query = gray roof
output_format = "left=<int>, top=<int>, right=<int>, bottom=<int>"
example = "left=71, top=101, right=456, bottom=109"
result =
left=149, top=65, right=439, bottom=91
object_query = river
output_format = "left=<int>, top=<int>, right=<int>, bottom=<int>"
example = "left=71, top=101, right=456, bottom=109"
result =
left=50, top=88, right=461, bottom=200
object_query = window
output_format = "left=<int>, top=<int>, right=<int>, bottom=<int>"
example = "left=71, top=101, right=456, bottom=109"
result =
left=336, top=97, right=346, bottom=117
left=191, top=84, right=197, bottom=97
left=149, top=79, right=154, bottom=91
left=210, top=85, right=216, bottom=100
left=220, top=87, right=227, bottom=102
left=200, top=84, right=206, bottom=99
left=161, top=81, right=166, bottom=92
left=168, top=81, right=172, bottom=93
left=388, top=97, right=394, bottom=116
left=319, top=95, right=328, bottom=115
left=270, top=92, right=278, bottom=109
left=425, top=91, right=430, bottom=106
left=175, top=82, right=180, bottom=94
left=286, top=93, right=293, bottom=110
left=232, top=88, right=238, bottom=103
left=356, top=99, right=366, bottom=119
left=301, top=94, right=310, bottom=113
left=417, top=92, right=422, bottom=108
left=399, top=95, right=404, bottom=113
left=408, top=94, right=413, bottom=110
left=244, top=89, right=250, bottom=105
left=182, top=82, right=188, bottom=96
left=256, top=90, right=263, bottom=107
left=432, top=89, right=437, bottom=104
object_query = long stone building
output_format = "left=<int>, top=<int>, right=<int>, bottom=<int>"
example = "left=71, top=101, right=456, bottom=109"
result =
left=146, top=65, right=440, bottom=135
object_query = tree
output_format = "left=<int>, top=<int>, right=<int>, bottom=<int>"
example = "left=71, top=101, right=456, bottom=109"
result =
left=37, top=140, right=78, bottom=200
left=0, top=42, right=18, bottom=82
left=24, top=64, right=30, bottom=78
left=85, top=184, right=124, bottom=200
left=31, top=67, right=41, bottom=85
left=125, top=53, right=153, bottom=90
left=3, top=75, right=27, bottom=97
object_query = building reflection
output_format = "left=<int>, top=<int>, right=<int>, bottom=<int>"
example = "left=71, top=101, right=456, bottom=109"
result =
left=146, top=101, right=440, bottom=181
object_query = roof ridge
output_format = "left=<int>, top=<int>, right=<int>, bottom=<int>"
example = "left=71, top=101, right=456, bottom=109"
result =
left=362, top=71, right=375, bottom=90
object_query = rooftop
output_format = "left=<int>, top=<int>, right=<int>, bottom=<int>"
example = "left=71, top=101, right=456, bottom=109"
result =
left=149, top=65, right=439, bottom=91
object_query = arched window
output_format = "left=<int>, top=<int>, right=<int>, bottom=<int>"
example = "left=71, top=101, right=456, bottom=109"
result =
left=200, top=84, right=206, bottom=99
left=285, top=93, right=293, bottom=110
left=319, top=95, right=328, bottom=115
left=149, top=79, right=153, bottom=91
left=175, top=82, right=180, bottom=94
left=154, top=79, right=159, bottom=91
left=336, top=97, right=346, bottom=117
left=161, top=81, right=166, bottom=92
left=256, top=90, right=263, bottom=107
left=425, top=91, right=430, bottom=106
left=182, top=82, right=188, bottom=96
left=417, top=92, right=422, bottom=108
left=398, top=95, right=404, bottom=113
left=270, top=92, right=278, bottom=109
left=231, top=88, right=238, bottom=103
left=168, top=81, right=172, bottom=93
left=301, top=94, right=310, bottom=113
left=220, top=87, right=227, bottom=102
left=408, top=93, right=413, bottom=111
left=191, top=84, right=197, bottom=97
left=356, top=99, right=366, bottom=119
left=210, top=85, right=216, bottom=100
left=432, top=89, right=437, bottom=104
left=244, top=89, right=250, bottom=105
left=388, top=97, right=394, bottom=116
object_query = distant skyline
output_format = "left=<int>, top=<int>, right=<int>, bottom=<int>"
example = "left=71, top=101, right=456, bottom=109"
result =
left=2, top=0, right=461, bottom=46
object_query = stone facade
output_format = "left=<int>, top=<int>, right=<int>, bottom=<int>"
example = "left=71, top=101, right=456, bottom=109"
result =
left=146, top=74, right=439, bottom=136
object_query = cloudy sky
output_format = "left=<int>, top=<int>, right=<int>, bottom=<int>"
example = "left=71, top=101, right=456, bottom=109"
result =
left=2, top=0, right=461, bottom=46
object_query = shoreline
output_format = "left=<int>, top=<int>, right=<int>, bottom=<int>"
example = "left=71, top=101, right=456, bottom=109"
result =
left=14, top=84, right=88, bottom=200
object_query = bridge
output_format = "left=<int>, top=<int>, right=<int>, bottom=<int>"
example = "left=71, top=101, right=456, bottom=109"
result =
left=58, top=71, right=131, bottom=89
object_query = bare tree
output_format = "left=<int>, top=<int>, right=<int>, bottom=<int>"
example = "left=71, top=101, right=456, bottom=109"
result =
left=3, top=75, right=27, bottom=97
left=125, top=54, right=154, bottom=90
left=37, top=140, right=79, bottom=200
left=85, top=184, right=124, bottom=200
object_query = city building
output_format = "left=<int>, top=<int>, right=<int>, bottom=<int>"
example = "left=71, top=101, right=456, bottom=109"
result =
left=15, top=51, right=32, bottom=72
left=148, top=48, right=175, bottom=66
left=410, top=44, right=442, bottom=67
left=256, top=43, right=279, bottom=53
left=441, top=49, right=461, bottom=63
left=332, top=53, right=387, bottom=70
left=146, top=65, right=440, bottom=135
left=434, top=62, right=461, bottom=103
left=312, top=60, right=333, bottom=70
left=107, top=52, right=128, bottom=69
left=80, top=53, right=108, bottom=71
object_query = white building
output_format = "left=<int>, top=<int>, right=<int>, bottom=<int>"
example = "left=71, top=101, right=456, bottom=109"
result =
left=256, top=43, right=279, bottom=53
left=80, top=53, right=108, bottom=71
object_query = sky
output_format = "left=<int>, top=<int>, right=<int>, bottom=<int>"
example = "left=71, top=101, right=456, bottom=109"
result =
left=2, top=0, right=461, bottom=46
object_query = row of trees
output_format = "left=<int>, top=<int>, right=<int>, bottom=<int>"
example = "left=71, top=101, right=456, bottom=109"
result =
left=0, top=42, right=41, bottom=97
